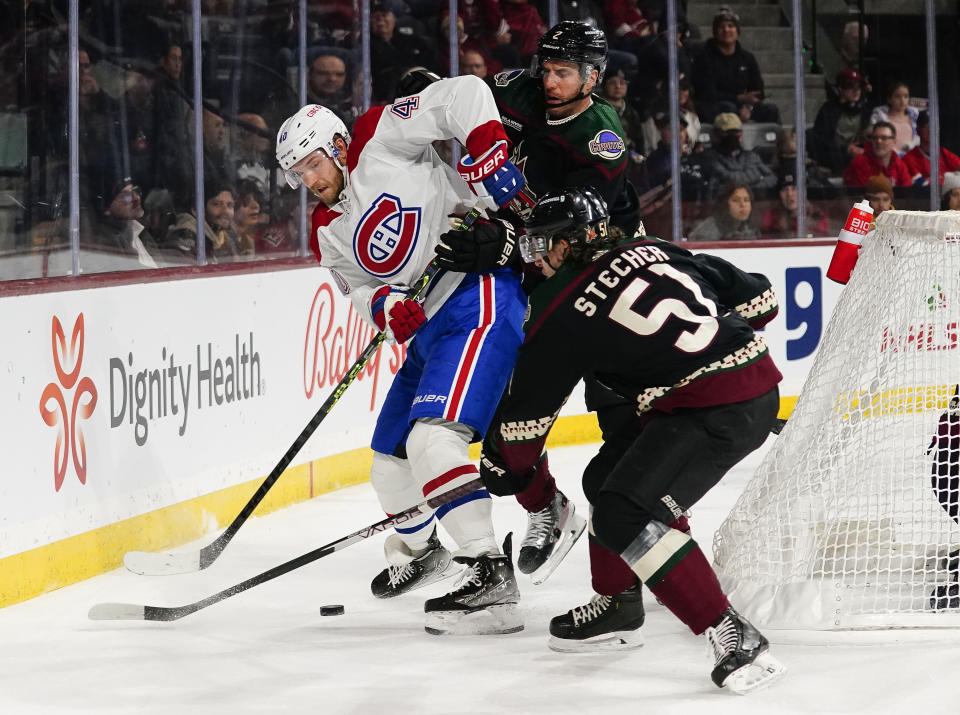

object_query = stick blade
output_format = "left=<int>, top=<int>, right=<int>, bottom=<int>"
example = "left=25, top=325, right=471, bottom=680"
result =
left=88, top=602, right=147, bottom=621
left=123, top=549, right=202, bottom=575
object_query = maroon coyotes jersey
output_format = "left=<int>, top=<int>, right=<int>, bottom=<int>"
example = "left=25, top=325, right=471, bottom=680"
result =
left=487, top=239, right=782, bottom=474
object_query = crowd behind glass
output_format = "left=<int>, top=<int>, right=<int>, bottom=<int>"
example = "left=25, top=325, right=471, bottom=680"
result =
left=1, top=0, right=957, bottom=279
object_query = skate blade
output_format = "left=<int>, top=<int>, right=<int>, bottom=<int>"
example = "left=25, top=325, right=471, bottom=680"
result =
left=722, top=652, right=787, bottom=695
left=547, top=628, right=644, bottom=653
left=529, top=511, right=587, bottom=586
left=424, top=603, right=524, bottom=636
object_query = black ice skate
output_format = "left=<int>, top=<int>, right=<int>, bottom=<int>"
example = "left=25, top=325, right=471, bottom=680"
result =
left=424, top=535, right=523, bottom=635
left=930, top=550, right=960, bottom=610
left=705, top=606, right=786, bottom=694
left=548, top=585, right=645, bottom=652
left=370, top=528, right=454, bottom=599
left=518, top=491, right=586, bottom=585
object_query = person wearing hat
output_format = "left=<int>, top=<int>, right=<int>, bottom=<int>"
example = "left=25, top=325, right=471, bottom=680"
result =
left=369, top=0, right=439, bottom=103
left=940, top=172, right=960, bottom=211
left=863, top=173, right=894, bottom=219
left=599, top=69, right=644, bottom=157
left=808, top=69, right=872, bottom=176
left=902, top=111, right=960, bottom=187
left=701, top=112, right=776, bottom=197
left=843, top=121, right=913, bottom=187
left=87, top=171, right=160, bottom=269
left=691, top=6, right=779, bottom=124
left=166, top=180, right=243, bottom=262
left=759, top=172, right=831, bottom=239
left=639, top=111, right=691, bottom=191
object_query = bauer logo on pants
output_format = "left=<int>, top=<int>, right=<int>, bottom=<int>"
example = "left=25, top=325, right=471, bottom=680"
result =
left=353, top=193, right=421, bottom=278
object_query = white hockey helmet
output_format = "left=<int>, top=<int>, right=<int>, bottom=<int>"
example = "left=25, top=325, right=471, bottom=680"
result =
left=276, top=104, right=351, bottom=189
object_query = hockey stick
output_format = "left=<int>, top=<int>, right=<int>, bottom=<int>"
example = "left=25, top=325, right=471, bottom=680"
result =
left=123, top=207, right=482, bottom=576
left=90, top=478, right=484, bottom=621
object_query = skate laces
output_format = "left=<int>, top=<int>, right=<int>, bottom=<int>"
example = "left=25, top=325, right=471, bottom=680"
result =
left=705, top=615, right=739, bottom=664
left=387, top=562, right=416, bottom=587
left=572, top=594, right=612, bottom=626
left=521, top=502, right=558, bottom=547
left=450, top=560, right=484, bottom=593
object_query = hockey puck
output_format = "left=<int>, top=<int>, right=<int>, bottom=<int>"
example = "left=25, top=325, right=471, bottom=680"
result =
left=320, top=604, right=345, bottom=616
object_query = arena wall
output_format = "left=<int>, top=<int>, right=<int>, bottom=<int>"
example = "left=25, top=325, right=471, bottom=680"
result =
left=0, top=239, right=840, bottom=606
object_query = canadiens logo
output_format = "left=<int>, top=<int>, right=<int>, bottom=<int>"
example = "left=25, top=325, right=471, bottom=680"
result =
left=588, top=130, right=625, bottom=160
left=390, top=96, right=419, bottom=119
left=494, top=69, right=524, bottom=87
left=353, top=193, right=421, bottom=277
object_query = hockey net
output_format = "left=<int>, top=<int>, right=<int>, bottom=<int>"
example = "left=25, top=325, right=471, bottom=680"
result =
left=713, top=210, right=960, bottom=630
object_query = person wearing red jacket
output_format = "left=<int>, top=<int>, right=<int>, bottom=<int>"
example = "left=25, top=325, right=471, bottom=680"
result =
left=843, top=120, right=913, bottom=187
left=500, top=0, right=548, bottom=60
left=901, top=111, right=960, bottom=187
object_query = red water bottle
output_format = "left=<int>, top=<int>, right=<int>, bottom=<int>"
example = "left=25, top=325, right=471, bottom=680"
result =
left=827, top=200, right=874, bottom=284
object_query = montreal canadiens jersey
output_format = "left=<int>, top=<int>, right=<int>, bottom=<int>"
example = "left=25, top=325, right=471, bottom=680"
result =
left=488, top=240, right=783, bottom=472
left=488, top=70, right=628, bottom=206
left=309, top=74, right=509, bottom=327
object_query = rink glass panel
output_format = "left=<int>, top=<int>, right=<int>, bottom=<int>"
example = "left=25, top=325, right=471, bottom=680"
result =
left=1, top=2, right=958, bottom=279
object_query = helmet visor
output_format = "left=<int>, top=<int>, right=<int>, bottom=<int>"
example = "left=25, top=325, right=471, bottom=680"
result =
left=519, top=233, right=551, bottom=263
left=283, top=168, right=304, bottom=189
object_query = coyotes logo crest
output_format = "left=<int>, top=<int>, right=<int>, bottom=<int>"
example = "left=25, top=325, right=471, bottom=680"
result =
left=353, top=193, right=421, bottom=278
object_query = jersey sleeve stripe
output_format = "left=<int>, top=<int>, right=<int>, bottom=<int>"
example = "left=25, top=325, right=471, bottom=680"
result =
left=444, top=274, right=496, bottom=421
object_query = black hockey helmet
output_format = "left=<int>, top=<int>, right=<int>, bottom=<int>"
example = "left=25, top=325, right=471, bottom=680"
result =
left=532, top=21, right=608, bottom=83
left=397, top=66, right=443, bottom=97
left=521, top=187, right=610, bottom=264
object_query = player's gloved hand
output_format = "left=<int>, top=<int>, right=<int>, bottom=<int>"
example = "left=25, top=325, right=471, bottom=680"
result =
left=479, top=436, right=540, bottom=496
left=457, top=139, right=525, bottom=208
left=436, top=215, right=518, bottom=273
left=371, top=286, right=426, bottom=344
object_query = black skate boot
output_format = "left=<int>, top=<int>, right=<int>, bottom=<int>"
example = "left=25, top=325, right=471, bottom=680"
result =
left=424, top=534, right=523, bottom=635
left=518, top=490, right=586, bottom=585
left=370, top=528, right=454, bottom=599
left=705, top=606, right=786, bottom=694
left=930, top=550, right=960, bottom=610
left=548, top=585, right=645, bottom=652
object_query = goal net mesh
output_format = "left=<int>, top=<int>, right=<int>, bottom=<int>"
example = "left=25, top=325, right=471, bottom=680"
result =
left=713, top=210, right=960, bottom=629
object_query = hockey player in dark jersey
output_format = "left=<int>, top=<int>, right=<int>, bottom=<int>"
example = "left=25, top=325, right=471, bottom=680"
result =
left=436, top=21, right=635, bottom=586
left=478, top=187, right=787, bottom=694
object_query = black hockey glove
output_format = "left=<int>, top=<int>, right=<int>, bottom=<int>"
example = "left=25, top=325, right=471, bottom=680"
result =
left=435, top=215, right=518, bottom=273
left=479, top=435, right=542, bottom=496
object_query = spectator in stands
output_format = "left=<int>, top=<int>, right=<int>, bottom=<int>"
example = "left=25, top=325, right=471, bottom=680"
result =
left=122, top=69, right=156, bottom=197
left=201, top=106, right=230, bottom=187
left=776, top=127, right=827, bottom=188
left=821, top=21, right=874, bottom=99
left=460, top=0, right=509, bottom=51
left=370, top=0, right=438, bottom=103
left=89, top=173, right=160, bottom=268
left=600, top=69, right=644, bottom=157
left=152, top=42, right=192, bottom=209
left=255, top=191, right=312, bottom=255
left=603, top=0, right=652, bottom=57
left=863, top=174, right=894, bottom=219
left=701, top=112, right=776, bottom=197
left=460, top=49, right=488, bottom=78
left=692, top=6, right=779, bottom=124
left=307, top=53, right=358, bottom=128
left=760, top=171, right=831, bottom=239
left=142, top=188, right=177, bottom=248
left=902, top=111, right=960, bottom=187
left=500, top=0, right=548, bottom=63
left=870, top=81, right=919, bottom=156
left=167, top=180, right=243, bottom=262
left=843, top=121, right=913, bottom=187
left=232, top=112, right=273, bottom=198
left=640, top=79, right=701, bottom=160
left=232, top=180, right=262, bottom=257
left=688, top=181, right=758, bottom=241
left=941, top=172, right=960, bottom=211
left=808, top=69, right=871, bottom=176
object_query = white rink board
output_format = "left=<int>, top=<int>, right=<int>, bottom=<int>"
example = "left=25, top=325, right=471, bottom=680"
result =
left=0, top=266, right=406, bottom=559
left=0, top=242, right=842, bottom=561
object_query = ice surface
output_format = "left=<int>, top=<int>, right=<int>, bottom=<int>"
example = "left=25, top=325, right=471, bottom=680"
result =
left=2, top=437, right=958, bottom=714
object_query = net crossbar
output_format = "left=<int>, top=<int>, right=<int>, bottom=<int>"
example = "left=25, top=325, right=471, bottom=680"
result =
left=713, top=210, right=960, bottom=630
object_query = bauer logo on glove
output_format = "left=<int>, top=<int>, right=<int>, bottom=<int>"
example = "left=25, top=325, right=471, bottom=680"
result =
left=457, top=140, right=525, bottom=208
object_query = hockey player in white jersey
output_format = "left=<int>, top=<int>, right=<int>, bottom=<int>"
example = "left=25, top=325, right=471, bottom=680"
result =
left=276, top=74, right=527, bottom=635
